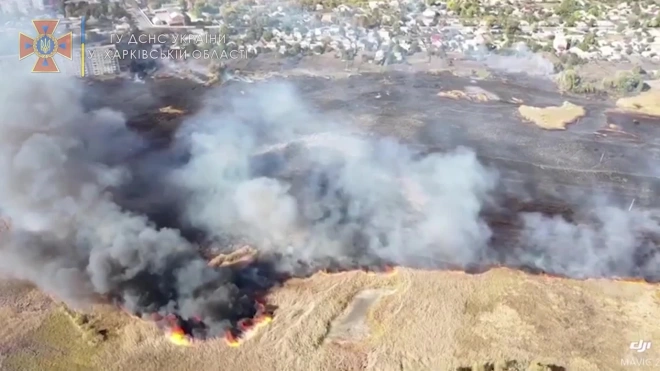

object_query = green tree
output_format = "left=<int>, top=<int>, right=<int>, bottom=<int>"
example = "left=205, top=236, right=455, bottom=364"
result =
left=602, top=71, right=645, bottom=93
left=504, top=19, right=520, bottom=38
left=564, top=12, right=579, bottom=27
left=578, top=32, right=597, bottom=50
left=484, top=15, right=497, bottom=28
left=447, top=0, right=460, bottom=12
left=650, top=15, right=660, bottom=27
left=555, top=0, right=578, bottom=18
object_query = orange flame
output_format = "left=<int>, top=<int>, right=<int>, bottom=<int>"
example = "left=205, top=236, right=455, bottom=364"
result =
left=222, top=303, right=274, bottom=348
left=224, top=330, right=241, bottom=347
left=168, top=326, right=191, bottom=346
left=366, top=265, right=397, bottom=276
left=255, top=313, right=273, bottom=327
left=237, top=318, right=255, bottom=333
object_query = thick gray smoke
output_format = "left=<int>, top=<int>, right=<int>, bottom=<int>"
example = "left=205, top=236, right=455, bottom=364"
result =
left=172, top=83, right=497, bottom=273
left=0, top=74, right=272, bottom=337
left=1, top=72, right=659, bottom=340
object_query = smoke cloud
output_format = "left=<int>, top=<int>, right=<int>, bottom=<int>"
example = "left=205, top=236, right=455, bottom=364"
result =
left=512, top=207, right=660, bottom=280
left=471, top=42, right=556, bottom=77
left=0, top=73, right=658, bottom=340
left=0, top=74, right=274, bottom=337
left=171, top=83, right=497, bottom=274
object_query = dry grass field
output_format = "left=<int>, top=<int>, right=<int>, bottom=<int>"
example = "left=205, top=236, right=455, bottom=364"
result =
left=518, top=102, right=586, bottom=130
left=615, top=89, right=660, bottom=117
left=2, top=267, right=659, bottom=371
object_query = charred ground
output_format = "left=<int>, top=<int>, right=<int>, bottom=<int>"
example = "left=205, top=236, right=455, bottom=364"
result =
left=75, top=72, right=660, bottom=344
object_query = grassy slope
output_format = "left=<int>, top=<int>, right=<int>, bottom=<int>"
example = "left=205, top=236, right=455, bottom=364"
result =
left=2, top=268, right=659, bottom=371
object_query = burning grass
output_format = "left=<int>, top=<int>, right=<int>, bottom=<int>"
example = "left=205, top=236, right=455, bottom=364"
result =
left=4, top=265, right=655, bottom=371
left=7, top=74, right=660, bottom=369
left=117, top=253, right=399, bottom=347
left=102, top=190, right=660, bottom=349
left=139, top=297, right=276, bottom=348
left=224, top=307, right=274, bottom=347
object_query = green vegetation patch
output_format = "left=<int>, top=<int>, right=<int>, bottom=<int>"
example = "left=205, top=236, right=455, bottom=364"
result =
left=557, top=68, right=647, bottom=95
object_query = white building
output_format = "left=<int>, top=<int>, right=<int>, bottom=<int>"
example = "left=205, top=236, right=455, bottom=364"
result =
left=152, top=10, right=185, bottom=26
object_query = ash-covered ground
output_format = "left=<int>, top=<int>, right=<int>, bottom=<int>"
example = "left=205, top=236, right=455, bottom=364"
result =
left=3, top=71, right=660, bottom=343
left=90, top=72, right=660, bottom=207
left=96, top=72, right=660, bottom=278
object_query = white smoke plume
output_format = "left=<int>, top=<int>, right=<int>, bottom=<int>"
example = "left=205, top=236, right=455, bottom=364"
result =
left=472, top=42, right=556, bottom=77
left=171, top=82, right=497, bottom=273
left=513, top=207, right=660, bottom=280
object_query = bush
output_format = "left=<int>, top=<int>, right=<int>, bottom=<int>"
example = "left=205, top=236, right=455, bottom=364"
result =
left=557, top=69, right=581, bottom=91
left=558, top=68, right=647, bottom=95
left=649, top=15, right=660, bottom=27
left=578, top=32, right=597, bottom=51
left=602, top=71, right=646, bottom=94
left=559, top=52, right=586, bottom=67
left=447, top=0, right=482, bottom=18
left=557, top=69, right=597, bottom=94
left=555, top=0, right=579, bottom=18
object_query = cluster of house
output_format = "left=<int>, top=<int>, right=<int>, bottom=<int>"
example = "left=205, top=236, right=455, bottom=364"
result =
left=4, top=0, right=660, bottom=77
left=150, top=8, right=186, bottom=26
left=489, top=0, right=660, bottom=62
left=155, top=0, right=660, bottom=66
